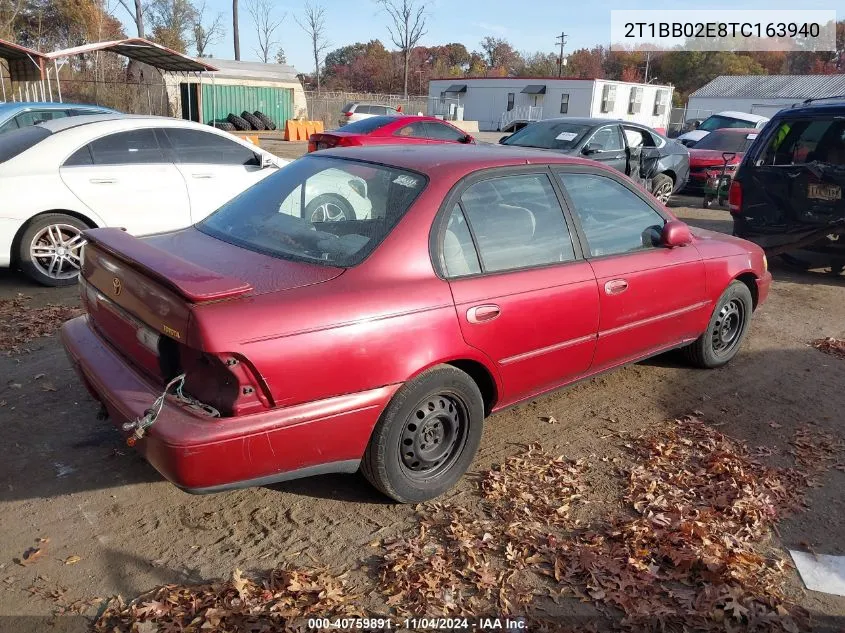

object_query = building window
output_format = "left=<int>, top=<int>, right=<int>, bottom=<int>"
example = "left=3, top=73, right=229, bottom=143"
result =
left=440, top=91, right=446, bottom=103
left=654, top=90, right=668, bottom=115
left=601, top=84, right=616, bottom=113
left=628, top=87, right=643, bottom=114
left=560, top=93, right=570, bottom=114
left=507, top=92, right=515, bottom=111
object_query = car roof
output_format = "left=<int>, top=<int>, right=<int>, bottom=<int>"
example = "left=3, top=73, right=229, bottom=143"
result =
left=317, top=143, right=599, bottom=179
left=35, top=113, right=216, bottom=134
left=712, top=111, right=769, bottom=122
left=772, top=101, right=845, bottom=117
left=0, top=101, right=111, bottom=116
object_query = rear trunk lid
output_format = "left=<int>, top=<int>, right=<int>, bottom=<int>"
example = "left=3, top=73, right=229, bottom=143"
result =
left=81, top=227, right=343, bottom=411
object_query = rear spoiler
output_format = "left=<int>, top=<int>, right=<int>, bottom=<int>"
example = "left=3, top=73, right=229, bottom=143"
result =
left=83, top=228, right=253, bottom=302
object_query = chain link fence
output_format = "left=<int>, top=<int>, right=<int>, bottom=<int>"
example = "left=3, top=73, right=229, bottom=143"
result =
left=668, top=106, right=714, bottom=137
left=305, top=91, right=429, bottom=128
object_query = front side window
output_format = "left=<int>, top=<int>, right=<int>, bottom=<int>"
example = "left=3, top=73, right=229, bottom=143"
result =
left=558, top=173, right=665, bottom=257
left=424, top=121, right=465, bottom=141
left=759, top=119, right=845, bottom=166
left=507, top=93, right=515, bottom=111
left=458, top=174, right=575, bottom=273
left=200, top=156, right=426, bottom=267
left=587, top=126, right=624, bottom=151
left=15, top=110, right=68, bottom=127
left=394, top=122, right=427, bottom=138
left=0, top=117, right=19, bottom=133
left=560, top=93, right=569, bottom=114
left=84, top=129, right=165, bottom=165
left=164, top=128, right=258, bottom=165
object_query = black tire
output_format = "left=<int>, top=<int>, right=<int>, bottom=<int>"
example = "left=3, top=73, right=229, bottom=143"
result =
left=254, top=111, right=276, bottom=130
left=227, top=113, right=250, bottom=131
left=651, top=173, right=674, bottom=205
left=361, top=365, right=484, bottom=503
left=305, top=194, right=356, bottom=222
left=241, top=111, right=266, bottom=131
left=18, top=213, right=90, bottom=287
left=683, top=280, right=753, bottom=369
left=779, top=253, right=815, bottom=271
left=212, top=120, right=236, bottom=132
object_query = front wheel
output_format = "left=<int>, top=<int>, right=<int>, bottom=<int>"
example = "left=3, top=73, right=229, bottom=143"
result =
left=361, top=365, right=484, bottom=503
left=18, top=213, right=89, bottom=287
left=683, top=281, right=753, bottom=368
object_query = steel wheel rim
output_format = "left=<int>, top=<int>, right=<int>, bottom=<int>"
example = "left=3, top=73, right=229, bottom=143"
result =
left=30, top=223, right=85, bottom=280
left=399, top=393, right=468, bottom=480
left=711, top=298, right=745, bottom=356
left=310, top=201, right=348, bottom=222
left=654, top=181, right=673, bottom=204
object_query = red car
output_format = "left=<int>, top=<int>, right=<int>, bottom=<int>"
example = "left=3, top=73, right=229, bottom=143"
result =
left=307, top=115, right=474, bottom=153
left=61, top=146, right=771, bottom=503
left=686, top=127, right=760, bottom=191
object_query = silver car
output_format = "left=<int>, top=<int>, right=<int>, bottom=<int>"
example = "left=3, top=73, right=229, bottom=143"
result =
left=338, top=102, right=402, bottom=127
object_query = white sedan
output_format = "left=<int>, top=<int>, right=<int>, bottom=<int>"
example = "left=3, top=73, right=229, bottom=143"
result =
left=0, top=115, right=371, bottom=286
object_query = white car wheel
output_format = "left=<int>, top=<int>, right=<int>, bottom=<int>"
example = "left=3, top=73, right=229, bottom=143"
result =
left=19, top=214, right=89, bottom=286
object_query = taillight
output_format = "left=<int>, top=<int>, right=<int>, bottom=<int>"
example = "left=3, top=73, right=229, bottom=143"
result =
left=728, top=180, right=742, bottom=214
left=307, top=140, right=316, bottom=153
left=178, top=348, right=270, bottom=416
left=343, top=111, right=353, bottom=117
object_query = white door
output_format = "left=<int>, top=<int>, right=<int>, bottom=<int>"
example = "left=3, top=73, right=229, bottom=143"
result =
left=161, top=128, right=275, bottom=222
left=59, top=128, right=191, bottom=235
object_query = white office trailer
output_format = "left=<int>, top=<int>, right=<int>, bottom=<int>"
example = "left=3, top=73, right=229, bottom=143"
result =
left=687, top=74, right=845, bottom=119
left=427, top=77, right=674, bottom=133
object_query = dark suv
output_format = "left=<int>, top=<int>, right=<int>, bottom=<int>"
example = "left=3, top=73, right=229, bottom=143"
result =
left=729, top=102, right=845, bottom=268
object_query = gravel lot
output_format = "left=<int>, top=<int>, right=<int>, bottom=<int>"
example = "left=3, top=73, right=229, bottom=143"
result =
left=0, top=142, right=843, bottom=632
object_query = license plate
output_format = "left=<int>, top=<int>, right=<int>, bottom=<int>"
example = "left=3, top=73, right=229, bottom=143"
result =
left=807, top=183, right=842, bottom=201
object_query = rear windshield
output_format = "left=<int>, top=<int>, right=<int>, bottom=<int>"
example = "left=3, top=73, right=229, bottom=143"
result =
left=698, top=115, right=756, bottom=132
left=693, top=130, right=758, bottom=152
left=0, top=125, right=51, bottom=163
left=199, top=155, right=427, bottom=267
left=338, top=116, right=396, bottom=134
left=502, top=121, right=590, bottom=150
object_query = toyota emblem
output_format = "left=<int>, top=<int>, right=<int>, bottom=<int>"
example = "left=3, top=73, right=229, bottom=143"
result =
left=112, top=277, right=122, bottom=296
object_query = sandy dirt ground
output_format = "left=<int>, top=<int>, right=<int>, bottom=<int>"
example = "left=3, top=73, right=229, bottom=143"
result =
left=0, top=145, right=843, bottom=632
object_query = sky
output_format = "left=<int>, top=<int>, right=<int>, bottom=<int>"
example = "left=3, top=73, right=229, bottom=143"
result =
left=113, top=0, right=839, bottom=74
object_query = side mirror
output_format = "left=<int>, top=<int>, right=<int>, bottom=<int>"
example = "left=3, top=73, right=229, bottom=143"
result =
left=498, top=135, right=510, bottom=144
left=582, top=143, right=601, bottom=155
left=693, top=121, right=701, bottom=129
left=461, top=134, right=474, bottom=144
left=662, top=220, right=692, bottom=248
left=259, top=153, right=275, bottom=169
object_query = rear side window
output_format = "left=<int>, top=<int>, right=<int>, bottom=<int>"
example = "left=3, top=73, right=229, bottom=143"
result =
left=458, top=174, right=575, bottom=273
left=163, top=128, right=258, bottom=165
left=86, top=129, right=165, bottom=165
left=341, top=103, right=354, bottom=113
left=442, top=204, right=482, bottom=277
left=759, top=119, right=845, bottom=166
left=14, top=110, right=68, bottom=127
left=0, top=126, right=51, bottom=162
left=424, top=121, right=465, bottom=141
left=354, top=105, right=371, bottom=114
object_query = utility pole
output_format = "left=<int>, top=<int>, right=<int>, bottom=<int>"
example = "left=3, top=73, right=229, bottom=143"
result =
left=556, top=31, right=568, bottom=78
left=644, top=50, right=651, bottom=83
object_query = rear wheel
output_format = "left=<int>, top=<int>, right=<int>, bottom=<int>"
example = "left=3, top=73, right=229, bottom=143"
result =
left=18, top=213, right=89, bottom=287
left=361, top=365, right=484, bottom=503
left=652, top=173, right=674, bottom=204
left=683, top=281, right=753, bottom=368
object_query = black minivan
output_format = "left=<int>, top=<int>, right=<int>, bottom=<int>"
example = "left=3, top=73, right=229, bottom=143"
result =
left=729, top=102, right=845, bottom=268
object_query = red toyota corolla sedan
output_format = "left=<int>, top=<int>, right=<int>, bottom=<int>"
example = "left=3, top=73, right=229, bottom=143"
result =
left=61, top=145, right=771, bottom=503
left=686, top=127, right=759, bottom=191
left=307, top=115, right=474, bottom=153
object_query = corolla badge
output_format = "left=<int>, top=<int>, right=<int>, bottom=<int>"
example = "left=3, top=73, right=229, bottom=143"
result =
left=112, top=277, right=122, bottom=296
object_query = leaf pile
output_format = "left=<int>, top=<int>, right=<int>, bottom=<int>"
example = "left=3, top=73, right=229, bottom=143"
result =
left=94, top=567, right=359, bottom=633
left=0, top=294, right=81, bottom=353
left=810, top=337, right=845, bottom=360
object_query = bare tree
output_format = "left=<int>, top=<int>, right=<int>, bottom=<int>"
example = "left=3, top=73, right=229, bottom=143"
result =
left=232, top=0, right=240, bottom=59
left=247, top=0, right=284, bottom=63
left=149, top=0, right=198, bottom=53
left=193, top=0, right=224, bottom=57
left=116, top=0, right=146, bottom=37
left=295, top=2, right=329, bottom=93
left=375, top=0, right=427, bottom=97
left=0, top=0, right=26, bottom=40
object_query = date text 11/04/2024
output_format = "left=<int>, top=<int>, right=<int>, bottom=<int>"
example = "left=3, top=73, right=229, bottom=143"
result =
left=306, top=617, right=528, bottom=630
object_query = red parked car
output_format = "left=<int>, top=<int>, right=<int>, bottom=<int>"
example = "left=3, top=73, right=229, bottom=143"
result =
left=307, top=115, right=474, bottom=153
left=61, top=145, right=771, bottom=503
left=686, top=127, right=760, bottom=191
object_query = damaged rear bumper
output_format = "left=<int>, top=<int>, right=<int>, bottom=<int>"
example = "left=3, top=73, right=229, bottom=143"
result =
left=61, top=315, right=399, bottom=492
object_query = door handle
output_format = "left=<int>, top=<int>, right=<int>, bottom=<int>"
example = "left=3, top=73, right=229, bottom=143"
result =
left=89, top=178, right=116, bottom=184
left=604, top=279, right=629, bottom=295
left=466, top=304, right=500, bottom=324
left=191, top=173, right=214, bottom=179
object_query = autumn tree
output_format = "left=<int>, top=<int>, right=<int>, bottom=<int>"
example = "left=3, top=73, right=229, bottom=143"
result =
left=192, top=0, right=224, bottom=57
left=375, top=0, right=427, bottom=97
left=295, top=2, right=329, bottom=92
left=566, top=47, right=606, bottom=79
left=247, top=0, right=284, bottom=63
left=478, top=36, right=521, bottom=75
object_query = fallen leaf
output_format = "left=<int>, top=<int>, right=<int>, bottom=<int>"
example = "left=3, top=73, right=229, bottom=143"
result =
left=64, top=555, right=81, bottom=566
left=18, top=548, right=43, bottom=566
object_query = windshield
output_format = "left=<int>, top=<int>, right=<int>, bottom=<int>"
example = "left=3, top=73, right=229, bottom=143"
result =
left=693, top=130, right=757, bottom=152
left=502, top=121, right=591, bottom=150
left=698, top=115, right=755, bottom=132
left=339, top=116, right=396, bottom=134
left=199, top=156, right=426, bottom=267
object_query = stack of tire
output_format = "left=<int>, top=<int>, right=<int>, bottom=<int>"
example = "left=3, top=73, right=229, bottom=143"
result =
left=225, top=111, right=277, bottom=132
